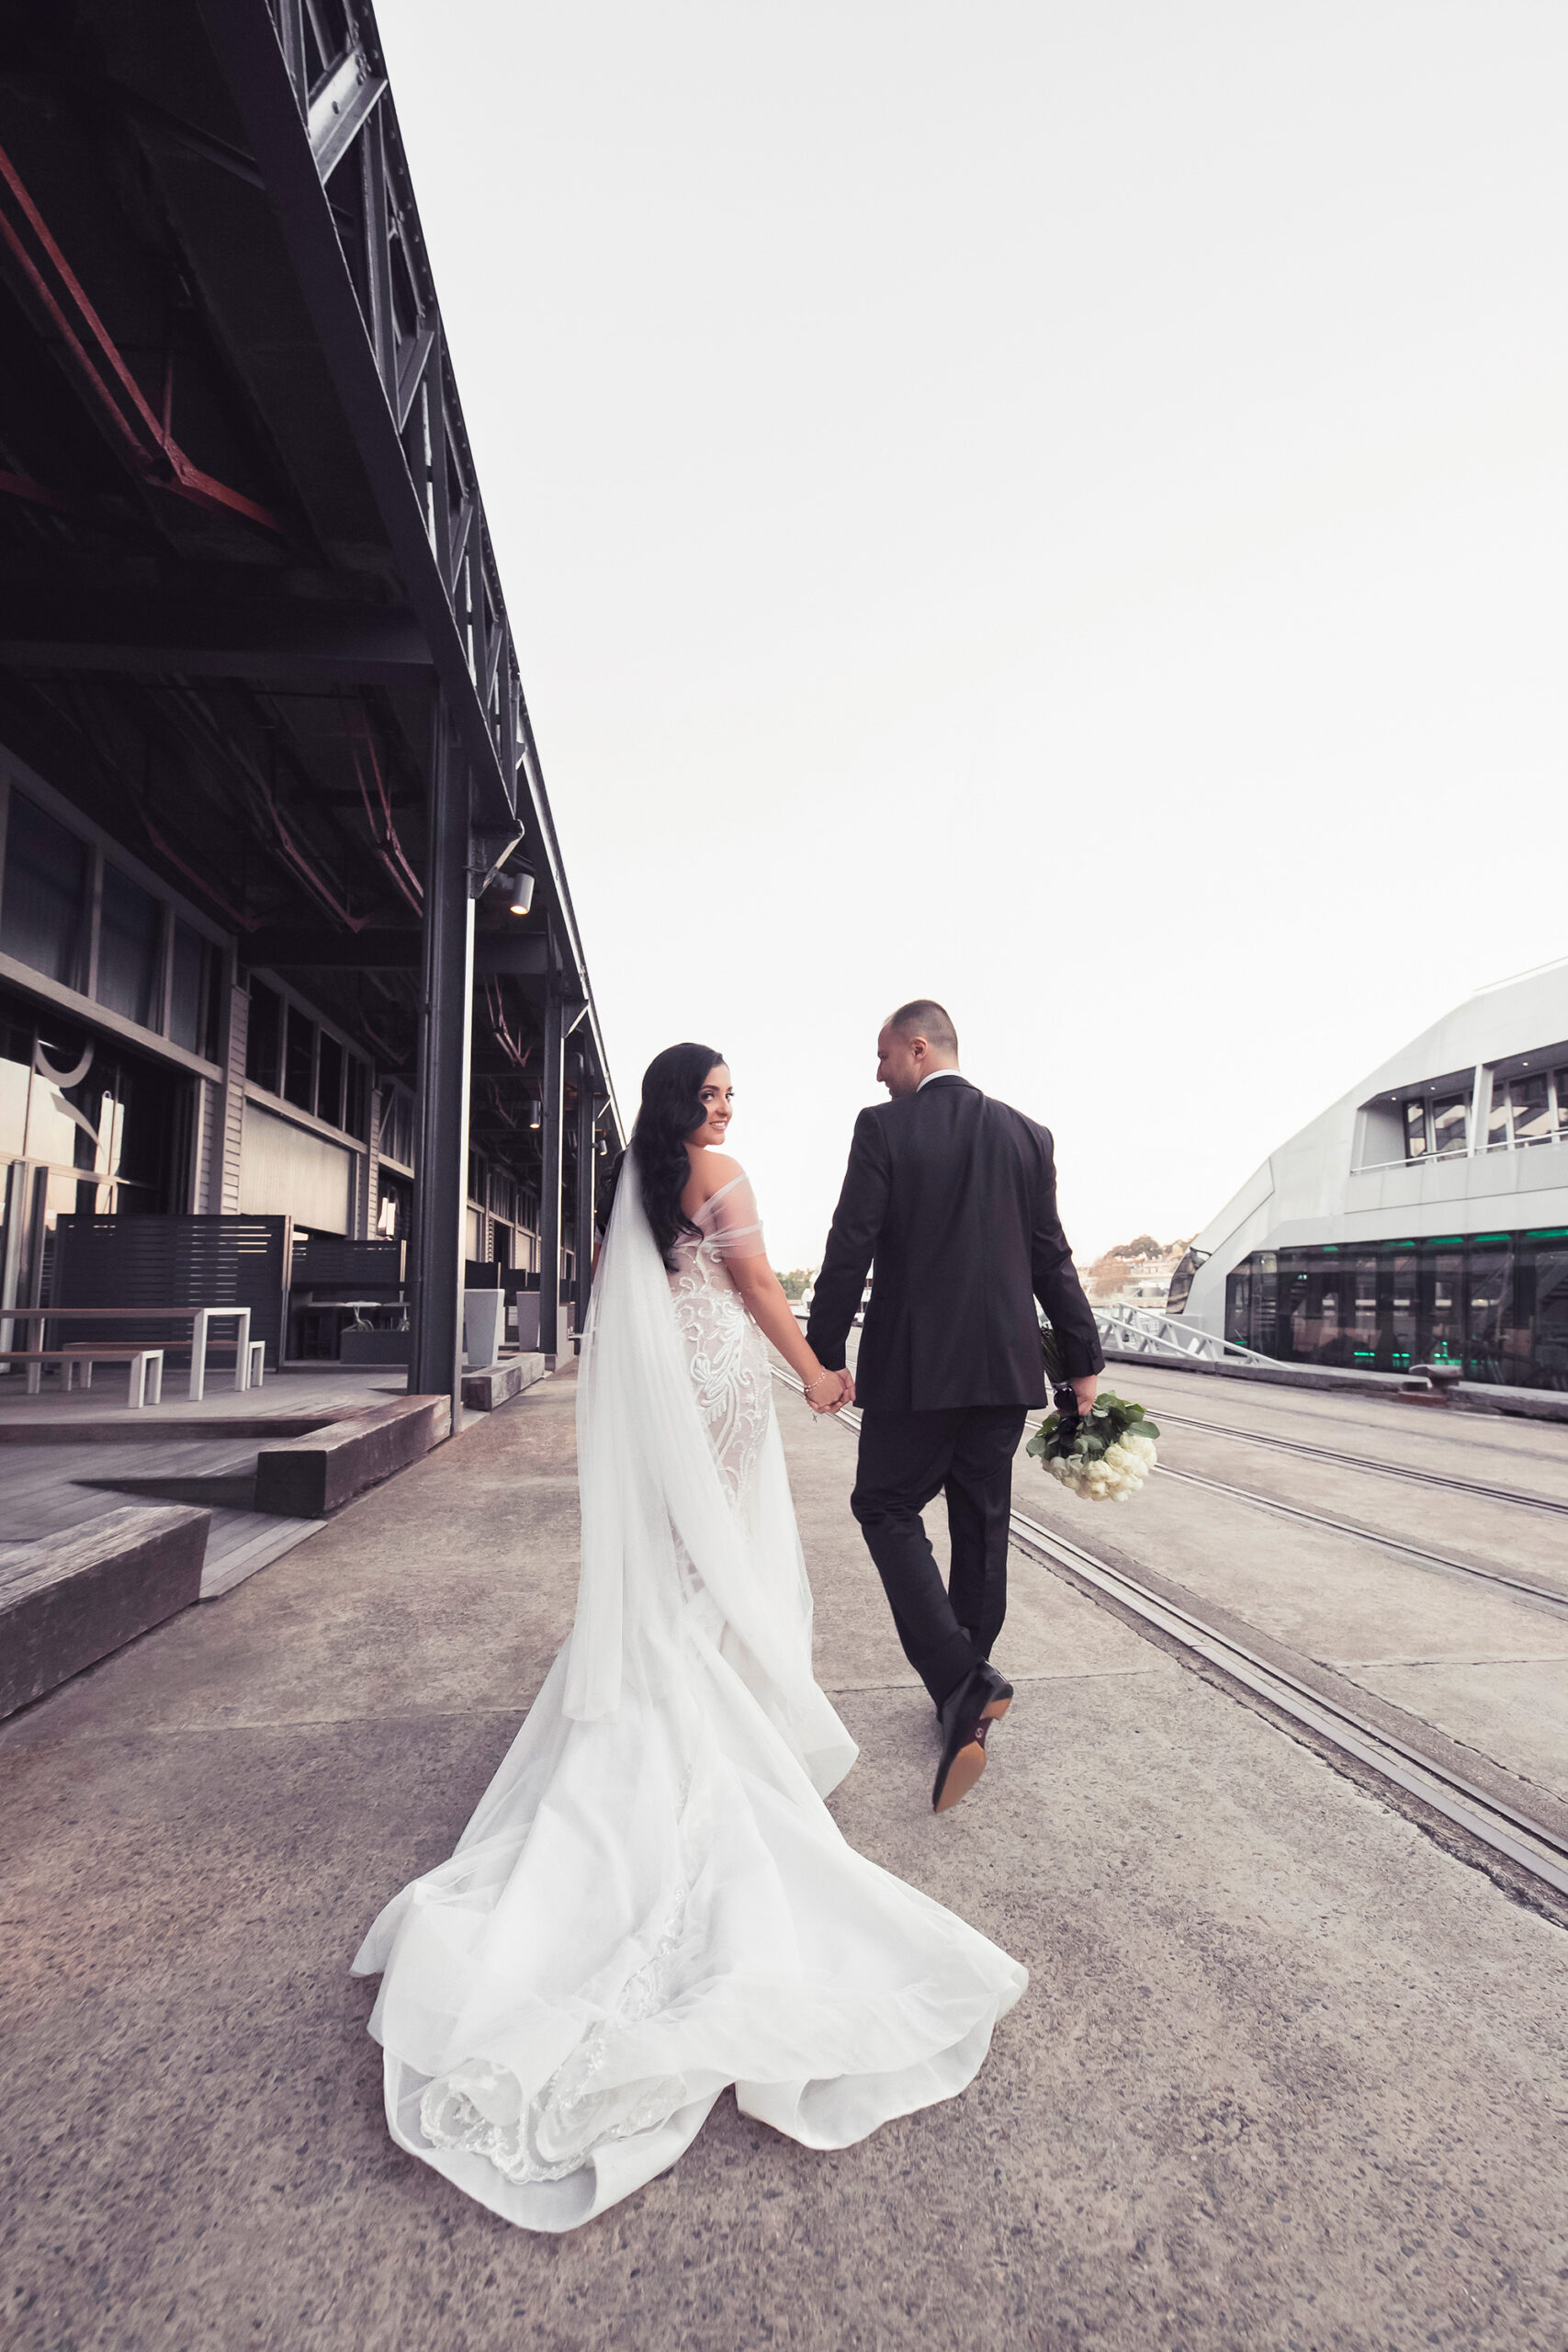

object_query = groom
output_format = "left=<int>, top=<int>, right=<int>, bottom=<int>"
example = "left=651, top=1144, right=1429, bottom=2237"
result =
left=807, top=1001, right=1103, bottom=1815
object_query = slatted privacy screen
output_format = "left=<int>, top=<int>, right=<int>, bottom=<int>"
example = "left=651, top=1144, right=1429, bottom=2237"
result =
left=290, top=1236, right=403, bottom=1295
left=51, top=1215, right=291, bottom=1368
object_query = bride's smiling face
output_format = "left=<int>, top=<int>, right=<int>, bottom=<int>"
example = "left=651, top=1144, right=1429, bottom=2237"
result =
left=689, top=1065, right=735, bottom=1151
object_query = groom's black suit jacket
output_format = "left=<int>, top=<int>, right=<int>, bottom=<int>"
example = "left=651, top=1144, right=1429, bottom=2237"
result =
left=806, top=1076, right=1104, bottom=1412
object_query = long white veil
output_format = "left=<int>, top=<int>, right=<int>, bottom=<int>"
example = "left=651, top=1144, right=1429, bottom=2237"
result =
left=352, top=1144, right=1023, bottom=2233
left=565, top=1148, right=830, bottom=1751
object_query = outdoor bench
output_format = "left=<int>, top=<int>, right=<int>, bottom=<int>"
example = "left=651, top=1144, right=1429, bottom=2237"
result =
left=0, top=1346, right=165, bottom=1408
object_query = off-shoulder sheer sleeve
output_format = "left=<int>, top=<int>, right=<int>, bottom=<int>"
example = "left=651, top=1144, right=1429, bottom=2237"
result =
left=702, top=1174, right=768, bottom=1261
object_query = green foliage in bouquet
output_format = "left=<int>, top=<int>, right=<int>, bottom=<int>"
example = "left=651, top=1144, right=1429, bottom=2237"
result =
left=1030, top=1323, right=1160, bottom=1502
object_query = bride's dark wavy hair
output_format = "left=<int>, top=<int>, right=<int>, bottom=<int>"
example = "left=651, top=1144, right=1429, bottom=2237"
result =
left=628, top=1041, right=726, bottom=1270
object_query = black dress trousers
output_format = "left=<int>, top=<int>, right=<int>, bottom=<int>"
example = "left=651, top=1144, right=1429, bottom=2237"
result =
left=851, top=1405, right=1028, bottom=1709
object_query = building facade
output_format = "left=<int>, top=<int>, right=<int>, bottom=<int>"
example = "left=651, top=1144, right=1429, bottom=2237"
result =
left=0, top=0, right=618, bottom=1397
left=1174, top=961, right=1568, bottom=1391
left=0, top=756, right=555, bottom=1268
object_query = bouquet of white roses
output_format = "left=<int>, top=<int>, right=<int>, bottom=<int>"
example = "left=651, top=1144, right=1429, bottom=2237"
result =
left=1026, top=1323, right=1159, bottom=1504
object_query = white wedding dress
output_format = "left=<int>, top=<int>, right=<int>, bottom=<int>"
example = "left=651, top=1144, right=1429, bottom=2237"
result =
left=352, top=1158, right=1026, bottom=2231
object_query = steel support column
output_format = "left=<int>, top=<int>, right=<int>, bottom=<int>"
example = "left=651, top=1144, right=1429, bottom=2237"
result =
left=572, top=1057, right=595, bottom=1340
left=408, top=707, right=473, bottom=1414
left=0, top=1160, right=30, bottom=1355
left=536, top=992, right=565, bottom=1362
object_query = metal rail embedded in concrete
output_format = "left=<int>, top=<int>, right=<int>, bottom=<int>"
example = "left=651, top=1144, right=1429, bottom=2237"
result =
left=773, top=1365, right=1568, bottom=1905
left=1149, top=1406, right=1568, bottom=1515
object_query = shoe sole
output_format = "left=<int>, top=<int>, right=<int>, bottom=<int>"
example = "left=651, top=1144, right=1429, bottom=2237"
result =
left=931, top=1689, right=1013, bottom=1813
left=933, top=1739, right=987, bottom=1814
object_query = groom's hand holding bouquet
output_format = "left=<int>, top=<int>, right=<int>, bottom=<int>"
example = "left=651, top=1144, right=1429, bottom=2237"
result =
left=1028, top=1322, right=1159, bottom=1503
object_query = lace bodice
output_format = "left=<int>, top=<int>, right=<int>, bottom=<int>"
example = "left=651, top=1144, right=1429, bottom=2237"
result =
left=668, top=1172, right=773, bottom=1504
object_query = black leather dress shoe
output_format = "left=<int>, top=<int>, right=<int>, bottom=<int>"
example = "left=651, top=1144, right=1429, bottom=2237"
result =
left=931, top=1662, right=1014, bottom=1814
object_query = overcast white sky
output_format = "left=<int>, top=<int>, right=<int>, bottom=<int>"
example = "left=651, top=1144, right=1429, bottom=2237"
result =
left=377, top=0, right=1568, bottom=1267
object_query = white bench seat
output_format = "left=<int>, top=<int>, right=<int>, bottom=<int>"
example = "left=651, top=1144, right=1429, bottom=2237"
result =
left=0, top=1346, right=165, bottom=1408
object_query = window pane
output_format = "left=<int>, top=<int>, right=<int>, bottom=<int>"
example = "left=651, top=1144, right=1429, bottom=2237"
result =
left=344, top=1056, right=367, bottom=1141
left=1280, top=1261, right=1328, bottom=1363
left=316, top=1030, right=344, bottom=1127
left=1224, top=1264, right=1253, bottom=1349
left=283, top=1005, right=314, bottom=1111
left=2, top=791, right=87, bottom=986
left=1535, top=1250, right=1568, bottom=1390
left=381, top=1089, right=413, bottom=1167
left=1511, top=1074, right=1551, bottom=1146
left=1432, top=1094, right=1468, bottom=1157
left=1466, top=1249, right=1512, bottom=1381
left=1314, top=1268, right=1348, bottom=1365
left=1486, top=1083, right=1510, bottom=1149
left=1422, top=1251, right=1463, bottom=1367
left=168, top=922, right=211, bottom=1054
left=1556, top=1071, right=1568, bottom=1136
left=246, top=981, right=281, bottom=1090
left=1389, top=1251, right=1418, bottom=1370
left=97, top=864, right=162, bottom=1027
left=1403, top=1100, right=1427, bottom=1159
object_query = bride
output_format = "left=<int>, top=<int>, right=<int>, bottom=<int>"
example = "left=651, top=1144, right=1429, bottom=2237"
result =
left=352, top=1042, right=1026, bottom=2230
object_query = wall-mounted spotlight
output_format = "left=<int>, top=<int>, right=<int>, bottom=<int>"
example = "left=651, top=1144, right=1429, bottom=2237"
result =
left=529, top=1098, right=542, bottom=1132
left=507, top=869, right=536, bottom=918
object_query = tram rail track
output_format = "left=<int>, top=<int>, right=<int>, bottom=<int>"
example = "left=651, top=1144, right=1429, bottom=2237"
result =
left=1148, top=1462, right=1568, bottom=1617
left=1134, top=1404, right=1568, bottom=1519
left=1003, top=1503, right=1568, bottom=1903
left=773, top=1365, right=1568, bottom=1905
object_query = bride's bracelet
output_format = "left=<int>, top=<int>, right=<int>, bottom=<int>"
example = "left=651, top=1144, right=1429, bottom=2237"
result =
left=805, top=1368, right=838, bottom=1398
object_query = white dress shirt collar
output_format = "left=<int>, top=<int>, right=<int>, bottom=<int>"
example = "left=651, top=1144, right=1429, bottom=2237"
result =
left=916, top=1069, right=966, bottom=1091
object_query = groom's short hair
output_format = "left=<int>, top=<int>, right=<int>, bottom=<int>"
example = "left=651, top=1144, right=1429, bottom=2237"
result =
left=888, top=998, right=958, bottom=1055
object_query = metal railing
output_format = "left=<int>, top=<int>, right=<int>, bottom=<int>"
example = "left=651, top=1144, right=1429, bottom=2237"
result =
left=1093, top=1304, right=1277, bottom=1366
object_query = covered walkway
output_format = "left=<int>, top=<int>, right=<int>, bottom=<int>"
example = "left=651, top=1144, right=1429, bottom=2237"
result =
left=5, top=1371, right=1568, bottom=2349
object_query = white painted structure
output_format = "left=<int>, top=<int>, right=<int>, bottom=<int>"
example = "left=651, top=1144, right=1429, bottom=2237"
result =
left=1181, top=957, right=1568, bottom=1349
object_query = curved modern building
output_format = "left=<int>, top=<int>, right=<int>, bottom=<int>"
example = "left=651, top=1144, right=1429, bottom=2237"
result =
left=1172, top=959, right=1568, bottom=1391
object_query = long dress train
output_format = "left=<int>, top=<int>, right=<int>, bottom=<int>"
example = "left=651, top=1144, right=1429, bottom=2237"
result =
left=351, top=1159, right=1026, bottom=2232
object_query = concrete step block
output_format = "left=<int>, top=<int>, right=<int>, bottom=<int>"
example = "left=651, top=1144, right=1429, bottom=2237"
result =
left=0, top=1505, right=209, bottom=1721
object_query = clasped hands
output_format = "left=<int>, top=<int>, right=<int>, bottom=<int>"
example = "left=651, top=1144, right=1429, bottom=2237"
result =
left=804, top=1365, right=854, bottom=1414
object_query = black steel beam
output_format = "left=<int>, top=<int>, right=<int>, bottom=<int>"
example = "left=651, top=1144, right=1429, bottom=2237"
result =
left=572, top=1054, right=595, bottom=1340
left=0, top=586, right=431, bottom=683
left=536, top=991, right=565, bottom=1361
left=199, top=0, right=621, bottom=1148
left=241, top=928, right=549, bottom=976
left=407, top=706, right=472, bottom=1412
left=199, top=0, right=515, bottom=831
left=242, top=930, right=418, bottom=968
left=196, top=0, right=623, bottom=1145
left=475, top=934, right=549, bottom=978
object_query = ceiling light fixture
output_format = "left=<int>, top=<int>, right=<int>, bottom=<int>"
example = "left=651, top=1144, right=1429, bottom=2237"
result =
left=508, top=870, right=536, bottom=917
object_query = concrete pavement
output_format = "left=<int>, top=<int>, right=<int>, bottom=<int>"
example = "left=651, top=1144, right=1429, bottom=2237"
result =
left=5, top=1366, right=1568, bottom=2349
left=1039, top=1361, right=1568, bottom=1807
